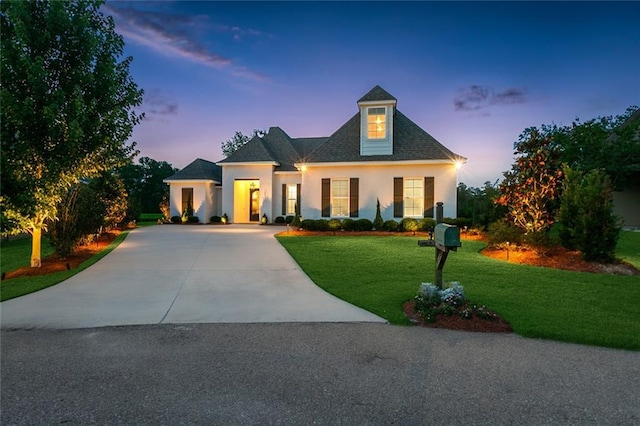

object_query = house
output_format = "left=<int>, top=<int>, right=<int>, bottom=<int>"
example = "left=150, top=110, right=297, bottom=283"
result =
left=167, top=85, right=466, bottom=224
left=164, top=158, right=222, bottom=223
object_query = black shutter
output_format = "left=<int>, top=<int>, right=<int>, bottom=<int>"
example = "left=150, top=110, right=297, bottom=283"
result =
left=393, top=177, right=403, bottom=218
left=321, top=179, right=330, bottom=217
left=349, top=178, right=359, bottom=218
left=296, top=184, right=301, bottom=215
left=424, top=177, right=435, bottom=218
left=282, top=184, right=287, bottom=215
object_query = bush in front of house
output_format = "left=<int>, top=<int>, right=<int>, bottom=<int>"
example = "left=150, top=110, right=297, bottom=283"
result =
left=275, top=216, right=285, bottom=224
left=285, top=215, right=295, bottom=224
left=171, top=216, right=181, bottom=224
left=187, top=216, right=199, bottom=223
left=341, top=218, right=356, bottom=231
left=354, top=218, right=373, bottom=231
left=301, top=219, right=315, bottom=230
left=400, top=218, right=418, bottom=232
left=373, top=198, right=384, bottom=230
left=328, top=219, right=342, bottom=231
left=314, top=219, right=329, bottom=231
left=382, top=219, right=399, bottom=231
left=210, top=215, right=221, bottom=223
left=418, top=218, right=436, bottom=232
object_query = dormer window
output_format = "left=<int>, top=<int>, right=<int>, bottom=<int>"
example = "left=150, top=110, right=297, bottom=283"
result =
left=367, top=107, right=386, bottom=139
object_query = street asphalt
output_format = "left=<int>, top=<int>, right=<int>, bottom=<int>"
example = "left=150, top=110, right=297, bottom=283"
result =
left=2, top=323, right=639, bottom=425
left=2, top=225, right=639, bottom=424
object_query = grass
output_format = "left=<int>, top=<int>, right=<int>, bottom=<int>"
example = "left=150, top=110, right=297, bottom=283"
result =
left=1, top=230, right=130, bottom=302
left=618, top=230, right=640, bottom=268
left=1, top=236, right=54, bottom=274
left=276, top=231, right=640, bottom=350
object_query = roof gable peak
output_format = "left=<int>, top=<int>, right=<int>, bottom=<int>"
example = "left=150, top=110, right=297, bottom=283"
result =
left=357, top=85, right=397, bottom=104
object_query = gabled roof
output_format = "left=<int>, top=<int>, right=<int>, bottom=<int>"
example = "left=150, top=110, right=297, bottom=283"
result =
left=218, top=128, right=327, bottom=171
left=357, top=85, right=397, bottom=103
left=217, top=85, right=464, bottom=167
left=307, top=109, right=464, bottom=163
left=217, top=135, right=277, bottom=164
left=164, top=158, right=222, bottom=182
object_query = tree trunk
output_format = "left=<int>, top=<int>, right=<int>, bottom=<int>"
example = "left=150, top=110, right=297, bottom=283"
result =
left=31, top=226, right=42, bottom=268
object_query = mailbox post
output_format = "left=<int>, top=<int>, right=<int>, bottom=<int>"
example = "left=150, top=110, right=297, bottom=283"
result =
left=417, top=204, right=461, bottom=289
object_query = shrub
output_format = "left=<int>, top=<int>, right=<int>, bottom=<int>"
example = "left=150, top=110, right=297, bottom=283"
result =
left=487, top=220, right=523, bottom=246
left=210, top=215, right=221, bottom=223
left=285, top=216, right=295, bottom=224
left=274, top=216, right=285, bottom=224
left=373, top=198, right=384, bottom=230
left=382, top=219, right=399, bottom=231
left=558, top=167, right=621, bottom=263
left=291, top=213, right=301, bottom=228
left=314, top=219, right=329, bottom=231
left=354, top=218, right=373, bottom=231
left=327, top=219, right=342, bottom=231
left=342, top=218, right=356, bottom=231
left=400, top=218, right=418, bottom=232
left=187, top=216, right=199, bottom=223
left=414, top=282, right=467, bottom=323
left=171, top=216, right=181, bottom=224
left=418, top=218, right=436, bottom=232
left=301, top=219, right=315, bottom=230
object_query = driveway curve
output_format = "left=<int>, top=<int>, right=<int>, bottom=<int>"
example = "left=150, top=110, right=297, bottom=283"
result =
left=1, top=225, right=385, bottom=329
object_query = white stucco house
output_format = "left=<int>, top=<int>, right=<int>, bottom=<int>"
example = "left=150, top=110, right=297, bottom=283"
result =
left=165, top=85, right=466, bottom=224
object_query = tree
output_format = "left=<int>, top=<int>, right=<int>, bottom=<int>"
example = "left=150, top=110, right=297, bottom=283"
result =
left=221, top=129, right=265, bottom=158
left=1, top=0, right=143, bottom=266
left=118, top=157, right=177, bottom=215
left=496, top=127, right=563, bottom=235
left=558, top=167, right=621, bottom=262
left=553, top=107, right=640, bottom=190
left=457, top=180, right=505, bottom=229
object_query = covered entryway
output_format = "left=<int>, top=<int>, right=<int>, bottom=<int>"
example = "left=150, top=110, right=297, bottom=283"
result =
left=233, top=179, right=260, bottom=223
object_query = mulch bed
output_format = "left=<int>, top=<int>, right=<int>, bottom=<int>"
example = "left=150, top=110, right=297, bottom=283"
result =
left=3, top=231, right=120, bottom=280
left=403, top=300, right=513, bottom=333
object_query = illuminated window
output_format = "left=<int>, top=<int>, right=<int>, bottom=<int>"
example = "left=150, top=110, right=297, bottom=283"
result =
left=331, top=179, right=349, bottom=217
left=286, top=184, right=297, bottom=215
left=404, top=178, right=423, bottom=217
left=367, top=107, right=386, bottom=139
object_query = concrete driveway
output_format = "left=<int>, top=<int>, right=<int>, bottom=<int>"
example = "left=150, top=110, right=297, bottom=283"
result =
left=1, top=225, right=384, bottom=329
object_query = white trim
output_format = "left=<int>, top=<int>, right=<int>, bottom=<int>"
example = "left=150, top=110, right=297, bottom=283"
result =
left=219, top=161, right=279, bottom=166
left=357, top=100, right=397, bottom=107
left=164, top=179, right=219, bottom=184
left=274, top=171, right=301, bottom=175
left=294, top=159, right=458, bottom=168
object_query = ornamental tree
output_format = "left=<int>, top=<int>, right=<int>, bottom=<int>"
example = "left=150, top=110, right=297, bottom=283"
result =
left=496, top=127, right=564, bottom=235
left=1, top=0, right=143, bottom=266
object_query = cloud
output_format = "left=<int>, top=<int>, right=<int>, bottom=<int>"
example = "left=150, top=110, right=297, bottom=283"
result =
left=103, top=4, right=268, bottom=82
left=454, top=85, right=527, bottom=111
left=143, top=89, right=178, bottom=118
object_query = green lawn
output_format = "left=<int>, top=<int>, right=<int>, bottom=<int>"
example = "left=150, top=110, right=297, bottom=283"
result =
left=277, top=231, right=640, bottom=350
left=1, top=236, right=54, bottom=274
left=1, top=231, right=130, bottom=302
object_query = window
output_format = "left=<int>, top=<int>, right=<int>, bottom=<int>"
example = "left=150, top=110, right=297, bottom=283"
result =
left=367, top=107, right=386, bottom=139
left=286, top=184, right=297, bottom=215
left=182, top=187, right=194, bottom=215
left=404, top=178, right=423, bottom=217
left=331, top=179, right=349, bottom=217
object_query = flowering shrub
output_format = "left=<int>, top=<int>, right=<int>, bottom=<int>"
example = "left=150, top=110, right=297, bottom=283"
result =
left=414, top=282, right=498, bottom=323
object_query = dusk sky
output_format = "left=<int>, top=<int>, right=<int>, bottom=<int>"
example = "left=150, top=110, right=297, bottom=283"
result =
left=103, top=1, right=639, bottom=187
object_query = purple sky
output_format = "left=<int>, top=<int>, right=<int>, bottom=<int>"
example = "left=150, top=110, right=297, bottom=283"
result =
left=104, top=1, right=640, bottom=187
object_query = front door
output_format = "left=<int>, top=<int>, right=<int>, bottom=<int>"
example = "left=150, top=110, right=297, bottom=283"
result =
left=249, top=188, right=260, bottom=222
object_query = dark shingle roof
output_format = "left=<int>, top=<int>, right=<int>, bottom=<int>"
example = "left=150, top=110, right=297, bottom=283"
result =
left=218, top=128, right=328, bottom=171
left=218, top=135, right=276, bottom=164
left=165, top=158, right=222, bottom=182
left=307, top=109, right=464, bottom=163
left=357, top=85, right=397, bottom=103
left=217, top=86, right=464, bottom=167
